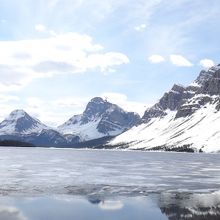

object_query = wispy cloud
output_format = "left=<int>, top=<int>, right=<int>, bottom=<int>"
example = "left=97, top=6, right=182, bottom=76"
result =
left=170, top=55, right=193, bottom=67
left=139, top=1, right=220, bottom=61
left=148, top=55, right=165, bottom=64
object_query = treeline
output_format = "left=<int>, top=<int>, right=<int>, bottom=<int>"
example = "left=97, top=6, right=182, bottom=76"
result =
left=0, top=140, right=35, bottom=147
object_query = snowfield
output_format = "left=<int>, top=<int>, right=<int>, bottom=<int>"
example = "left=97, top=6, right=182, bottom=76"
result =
left=111, top=103, right=220, bottom=153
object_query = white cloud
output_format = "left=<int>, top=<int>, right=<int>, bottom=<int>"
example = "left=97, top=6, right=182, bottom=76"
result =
left=170, top=54, right=193, bottom=67
left=199, top=59, right=214, bottom=69
left=35, top=24, right=47, bottom=32
left=134, top=24, right=147, bottom=32
left=148, top=55, right=165, bottom=63
left=102, top=92, right=149, bottom=116
left=86, top=52, right=129, bottom=72
left=0, top=32, right=129, bottom=92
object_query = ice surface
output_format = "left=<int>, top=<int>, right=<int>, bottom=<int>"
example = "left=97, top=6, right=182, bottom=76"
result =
left=0, top=147, right=220, bottom=196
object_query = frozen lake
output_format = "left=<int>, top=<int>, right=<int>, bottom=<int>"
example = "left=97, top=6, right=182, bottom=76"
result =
left=0, top=147, right=220, bottom=219
left=1, top=147, right=220, bottom=195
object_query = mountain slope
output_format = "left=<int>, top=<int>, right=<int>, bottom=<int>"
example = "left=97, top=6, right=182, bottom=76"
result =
left=58, top=97, right=140, bottom=141
left=110, top=65, right=220, bottom=153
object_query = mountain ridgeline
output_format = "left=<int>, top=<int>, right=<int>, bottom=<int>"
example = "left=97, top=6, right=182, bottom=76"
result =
left=0, top=97, right=140, bottom=147
left=142, top=65, right=220, bottom=122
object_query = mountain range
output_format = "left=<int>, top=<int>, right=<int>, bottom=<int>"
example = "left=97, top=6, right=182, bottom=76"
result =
left=0, top=97, right=140, bottom=147
left=1, top=64, right=220, bottom=152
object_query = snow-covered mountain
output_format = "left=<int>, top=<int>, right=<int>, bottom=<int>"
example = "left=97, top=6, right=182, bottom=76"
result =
left=110, top=64, right=220, bottom=153
left=0, top=99, right=140, bottom=147
left=58, top=97, right=140, bottom=141
left=0, top=110, right=72, bottom=146
left=0, top=109, right=48, bottom=135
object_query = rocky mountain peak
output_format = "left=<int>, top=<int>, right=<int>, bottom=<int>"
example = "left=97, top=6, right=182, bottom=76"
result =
left=90, top=97, right=106, bottom=104
left=0, top=109, right=47, bottom=134
left=83, top=97, right=110, bottom=121
left=197, top=66, right=220, bottom=95
left=194, top=64, right=220, bottom=87
left=142, top=66, right=220, bottom=122
left=58, top=97, right=140, bottom=141
left=8, top=109, right=28, bottom=120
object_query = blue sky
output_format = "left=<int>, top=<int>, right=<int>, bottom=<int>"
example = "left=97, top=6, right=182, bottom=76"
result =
left=0, top=0, right=220, bottom=126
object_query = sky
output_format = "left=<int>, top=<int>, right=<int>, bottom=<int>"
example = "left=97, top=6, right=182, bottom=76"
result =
left=0, top=0, right=220, bottom=126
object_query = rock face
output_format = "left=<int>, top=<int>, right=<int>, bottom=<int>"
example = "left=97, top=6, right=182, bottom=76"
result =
left=110, top=64, right=220, bottom=153
left=143, top=65, right=220, bottom=122
left=58, top=97, right=140, bottom=141
left=196, top=65, right=220, bottom=95
left=142, top=84, right=194, bottom=122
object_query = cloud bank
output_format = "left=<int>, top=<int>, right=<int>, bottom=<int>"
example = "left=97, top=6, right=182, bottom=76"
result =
left=0, top=32, right=129, bottom=92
